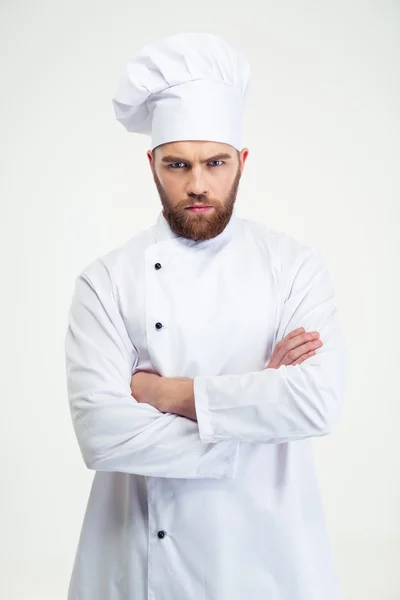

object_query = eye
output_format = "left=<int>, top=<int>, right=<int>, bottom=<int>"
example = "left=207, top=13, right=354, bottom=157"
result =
left=209, top=160, right=224, bottom=167
left=167, top=162, right=186, bottom=169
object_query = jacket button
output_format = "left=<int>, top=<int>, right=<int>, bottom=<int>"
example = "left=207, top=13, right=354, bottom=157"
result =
left=155, top=263, right=162, bottom=270
left=155, top=322, right=163, bottom=330
left=157, top=530, right=166, bottom=539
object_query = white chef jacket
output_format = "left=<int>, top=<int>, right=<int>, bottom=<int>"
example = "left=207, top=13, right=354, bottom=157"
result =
left=64, top=208, right=348, bottom=600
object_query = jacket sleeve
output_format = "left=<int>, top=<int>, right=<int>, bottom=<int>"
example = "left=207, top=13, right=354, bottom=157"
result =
left=64, top=264, right=239, bottom=478
left=194, top=248, right=348, bottom=444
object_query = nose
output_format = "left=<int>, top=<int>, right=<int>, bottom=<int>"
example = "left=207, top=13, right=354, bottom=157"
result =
left=186, top=167, right=208, bottom=198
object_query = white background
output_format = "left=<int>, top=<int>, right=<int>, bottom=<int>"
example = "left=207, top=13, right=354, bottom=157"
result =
left=1, top=0, right=399, bottom=598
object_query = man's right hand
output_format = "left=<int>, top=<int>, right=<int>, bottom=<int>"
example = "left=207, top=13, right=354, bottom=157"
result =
left=267, top=327, right=323, bottom=369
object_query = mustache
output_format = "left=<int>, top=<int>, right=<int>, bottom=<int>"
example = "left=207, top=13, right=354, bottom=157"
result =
left=182, top=200, right=218, bottom=208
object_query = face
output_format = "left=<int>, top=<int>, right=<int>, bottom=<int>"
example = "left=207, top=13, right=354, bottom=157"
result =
left=147, top=140, right=249, bottom=241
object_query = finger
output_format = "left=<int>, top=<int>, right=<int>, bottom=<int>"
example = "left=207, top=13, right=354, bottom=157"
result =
left=285, top=327, right=305, bottom=339
left=274, top=332, right=321, bottom=365
left=270, top=332, right=299, bottom=364
left=276, top=340, right=322, bottom=367
left=286, top=339, right=323, bottom=364
left=269, top=328, right=304, bottom=362
left=291, top=350, right=316, bottom=365
left=272, top=330, right=307, bottom=365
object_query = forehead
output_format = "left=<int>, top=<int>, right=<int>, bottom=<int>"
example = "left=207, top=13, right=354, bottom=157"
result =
left=155, top=140, right=235, bottom=160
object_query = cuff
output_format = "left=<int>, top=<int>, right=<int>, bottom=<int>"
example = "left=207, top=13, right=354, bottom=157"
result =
left=196, top=439, right=240, bottom=480
left=194, top=375, right=215, bottom=443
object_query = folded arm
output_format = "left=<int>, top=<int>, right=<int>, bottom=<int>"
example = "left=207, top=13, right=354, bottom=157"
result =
left=191, top=248, right=348, bottom=444
left=64, top=262, right=238, bottom=478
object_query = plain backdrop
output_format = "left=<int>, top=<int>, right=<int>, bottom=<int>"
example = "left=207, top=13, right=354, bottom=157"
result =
left=1, top=1, right=399, bottom=598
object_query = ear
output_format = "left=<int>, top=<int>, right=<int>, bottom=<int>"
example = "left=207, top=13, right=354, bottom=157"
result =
left=239, top=148, right=249, bottom=174
left=146, top=150, right=155, bottom=174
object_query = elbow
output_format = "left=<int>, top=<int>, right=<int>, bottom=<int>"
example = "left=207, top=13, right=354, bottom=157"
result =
left=316, top=399, right=341, bottom=437
left=72, top=416, right=108, bottom=471
left=293, top=364, right=345, bottom=437
left=300, top=357, right=346, bottom=436
left=311, top=383, right=344, bottom=437
left=78, top=435, right=102, bottom=471
left=72, top=414, right=139, bottom=473
left=80, top=444, right=100, bottom=471
left=79, top=440, right=117, bottom=472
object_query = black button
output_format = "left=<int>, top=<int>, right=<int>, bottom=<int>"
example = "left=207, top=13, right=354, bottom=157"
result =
left=155, top=263, right=162, bottom=270
left=157, top=530, right=166, bottom=539
left=155, top=322, right=163, bottom=330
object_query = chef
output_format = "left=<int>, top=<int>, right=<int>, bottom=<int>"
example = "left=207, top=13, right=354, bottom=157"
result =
left=64, top=32, right=348, bottom=600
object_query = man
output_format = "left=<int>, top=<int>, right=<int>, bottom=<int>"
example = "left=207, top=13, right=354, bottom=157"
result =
left=64, top=32, right=348, bottom=600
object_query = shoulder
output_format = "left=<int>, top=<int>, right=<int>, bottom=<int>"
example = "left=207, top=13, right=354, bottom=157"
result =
left=76, top=225, right=154, bottom=289
left=239, top=215, right=325, bottom=265
left=238, top=216, right=330, bottom=296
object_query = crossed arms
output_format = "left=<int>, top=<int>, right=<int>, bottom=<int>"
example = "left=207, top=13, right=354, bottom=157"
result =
left=64, top=247, right=347, bottom=479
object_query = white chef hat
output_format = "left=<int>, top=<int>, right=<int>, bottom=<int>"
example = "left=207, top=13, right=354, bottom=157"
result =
left=112, top=32, right=250, bottom=151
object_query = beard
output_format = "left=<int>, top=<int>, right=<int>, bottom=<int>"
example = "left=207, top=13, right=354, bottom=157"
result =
left=153, top=167, right=242, bottom=241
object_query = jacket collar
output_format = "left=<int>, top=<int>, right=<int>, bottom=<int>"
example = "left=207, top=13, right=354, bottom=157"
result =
left=153, top=207, right=240, bottom=246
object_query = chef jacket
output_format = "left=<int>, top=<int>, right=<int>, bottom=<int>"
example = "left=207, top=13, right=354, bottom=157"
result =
left=64, top=208, right=348, bottom=600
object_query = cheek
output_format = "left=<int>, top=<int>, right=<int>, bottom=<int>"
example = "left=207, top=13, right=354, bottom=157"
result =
left=213, top=170, right=235, bottom=193
left=160, top=174, right=183, bottom=199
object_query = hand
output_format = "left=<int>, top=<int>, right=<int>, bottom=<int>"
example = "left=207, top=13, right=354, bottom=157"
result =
left=130, top=370, right=164, bottom=410
left=267, top=327, right=323, bottom=369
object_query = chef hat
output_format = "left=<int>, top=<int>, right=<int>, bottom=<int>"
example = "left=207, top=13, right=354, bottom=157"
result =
left=112, top=32, right=250, bottom=151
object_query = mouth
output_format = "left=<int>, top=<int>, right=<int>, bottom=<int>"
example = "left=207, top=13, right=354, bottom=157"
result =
left=185, top=205, right=214, bottom=214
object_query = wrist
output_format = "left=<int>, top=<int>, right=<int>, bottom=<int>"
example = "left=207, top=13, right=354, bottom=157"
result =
left=161, top=377, right=195, bottom=419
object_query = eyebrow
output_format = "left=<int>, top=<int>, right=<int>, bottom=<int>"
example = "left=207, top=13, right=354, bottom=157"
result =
left=160, top=152, right=234, bottom=164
